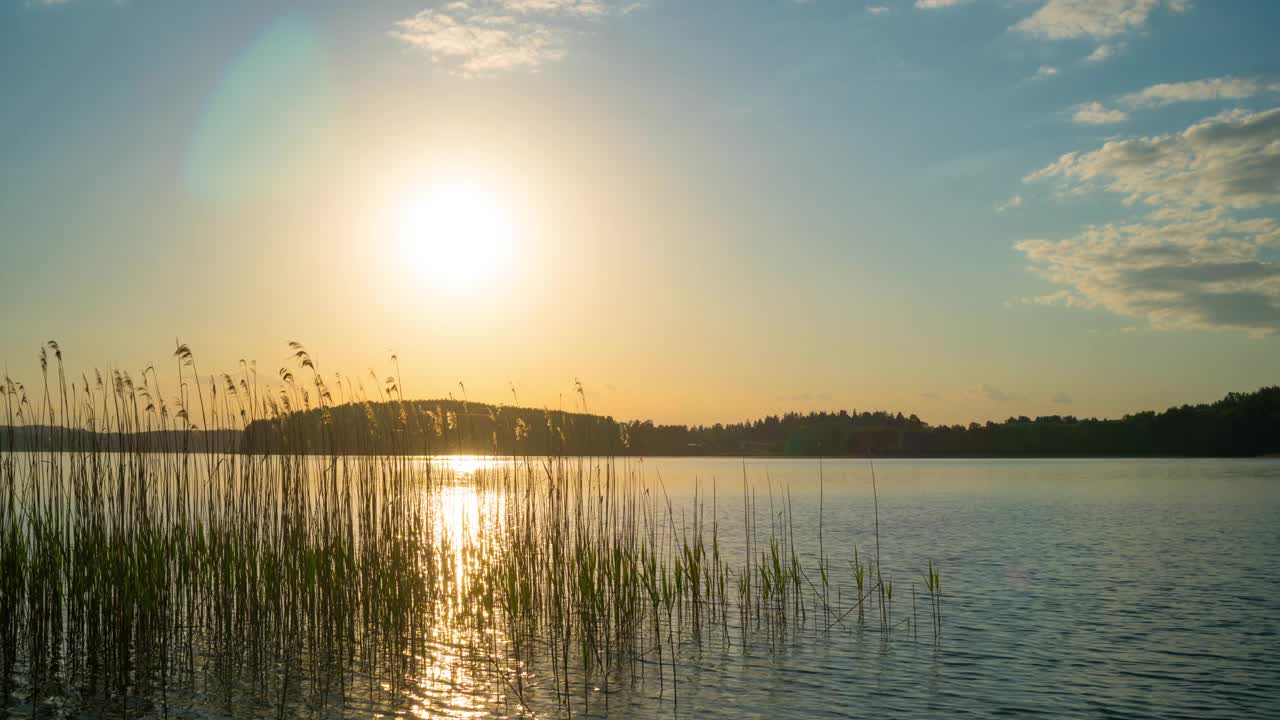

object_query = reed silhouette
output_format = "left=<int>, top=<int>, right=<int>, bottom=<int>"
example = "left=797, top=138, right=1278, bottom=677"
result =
left=1, top=342, right=943, bottom=717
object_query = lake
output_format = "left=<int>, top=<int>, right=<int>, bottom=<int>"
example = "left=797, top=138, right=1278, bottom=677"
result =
left=618, top=457, right=1280, bottom=718
left=3, top=455, right=1277, bottom=718
left=335, top=456, right=1280, bottom=718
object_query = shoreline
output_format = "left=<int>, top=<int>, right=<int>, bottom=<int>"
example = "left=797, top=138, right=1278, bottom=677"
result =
left=3, top=448, right=1276, bottom=460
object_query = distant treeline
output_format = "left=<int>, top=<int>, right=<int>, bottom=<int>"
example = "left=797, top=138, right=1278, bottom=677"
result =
left=239, top=387, right=1280, bottom=458
left=1, top=426, right=243, bottom=454
left=6, top=387, right=1278, bottom=458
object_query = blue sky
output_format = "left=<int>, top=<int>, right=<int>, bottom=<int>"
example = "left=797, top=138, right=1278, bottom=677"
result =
left=2, top=0, right=1278, bottom=425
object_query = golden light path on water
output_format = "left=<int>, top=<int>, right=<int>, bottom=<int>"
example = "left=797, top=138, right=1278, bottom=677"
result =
left=397, top=456, right=515, bottom=719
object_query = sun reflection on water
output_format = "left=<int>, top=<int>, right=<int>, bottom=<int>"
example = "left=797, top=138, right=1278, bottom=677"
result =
left=439, top=455, right=500, bottom=479
left=404, top=457, right=521, bottom=719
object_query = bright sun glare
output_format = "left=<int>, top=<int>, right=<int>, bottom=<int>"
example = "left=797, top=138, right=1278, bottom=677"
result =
left=398, top=179, right=516, bottom=291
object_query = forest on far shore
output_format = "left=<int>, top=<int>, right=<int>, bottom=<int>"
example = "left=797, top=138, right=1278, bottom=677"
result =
left=237, top=386, right=1280, bottom=458
left=5, top=387, right=1277, bottom=458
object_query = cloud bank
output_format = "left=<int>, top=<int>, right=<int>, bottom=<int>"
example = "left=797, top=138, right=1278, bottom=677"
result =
left=391, top=0, right=634, bottom=75
left=1012, top=0, right=1190, bottom=63
left=1012, top=0, right=1179, bottom=40
left=1020, top=107, right=1280, bottom=335
left=1030, top=108, right=1280, bottom=209
left=1069, top=76, right=1277, bottom=126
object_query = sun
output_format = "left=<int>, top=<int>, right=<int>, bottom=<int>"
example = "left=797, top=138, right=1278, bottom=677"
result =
left=397, top=178, right=516, bottom=291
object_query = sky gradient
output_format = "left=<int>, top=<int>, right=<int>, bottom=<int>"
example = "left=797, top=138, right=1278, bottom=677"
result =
left=2, top=0, right=1278, bottom=426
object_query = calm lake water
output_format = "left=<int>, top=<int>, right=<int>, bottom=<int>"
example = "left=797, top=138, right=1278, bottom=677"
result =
left=508, top=457, right=1280, bottom=719
left=7, top=456, right=1279, bottom=718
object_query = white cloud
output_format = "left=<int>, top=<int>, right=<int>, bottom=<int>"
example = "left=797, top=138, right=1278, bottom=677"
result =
left=1016, top=213, right=1280, bottom=336
left=1019, top=107, right=1280, bottom=335
left=1071, top=101, right=1129, bottom=125
left=867, top=5, right=890, bottom=15
left=1069, top=77, right=1275, bottom=129
left=1014, top=0, right=1160, bottom=39
left=391, top=0, right=634, bottom=75
left=502, top=0, right=607, bottom=15
left=1086, top=43, right=1119, bottom=63
left=915, top=0, right=966, bottom=8
left=1119, top=77, right=1267, bottom=109
left=1030, top=107, right=1280, bottom=209
left=996, top=194, right=1024, bottom=213
left=1037, top=65, right=1059, bottom=77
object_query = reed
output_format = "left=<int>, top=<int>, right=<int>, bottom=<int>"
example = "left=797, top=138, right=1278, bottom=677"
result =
left=0, top=343, right=945, bottom=718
